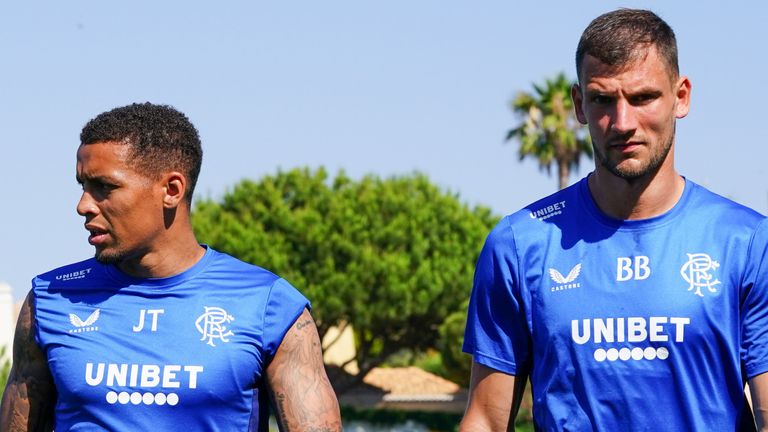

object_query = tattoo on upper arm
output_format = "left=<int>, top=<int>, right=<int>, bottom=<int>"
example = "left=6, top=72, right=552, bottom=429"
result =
left=296, top=319, right=313, bottom=331
left=0, top=293, right=56, bottom=432
left=268, top=310, right=342, bottom=432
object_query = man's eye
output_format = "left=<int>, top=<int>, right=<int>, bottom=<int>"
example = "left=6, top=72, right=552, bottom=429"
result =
left=631, top=94, right=656, bottom=104
left=591, top=95, right=611, bottom=104
left=84, top=181, right=116, bottom=194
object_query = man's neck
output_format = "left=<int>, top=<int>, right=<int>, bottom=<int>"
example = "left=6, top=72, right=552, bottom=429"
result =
left=587, top=165, right=685, bottom=221
left=116, top=223, right=206, bottom=279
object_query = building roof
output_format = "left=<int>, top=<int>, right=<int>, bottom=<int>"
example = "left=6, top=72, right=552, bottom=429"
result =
left=362, top=367, right=461, bottom=402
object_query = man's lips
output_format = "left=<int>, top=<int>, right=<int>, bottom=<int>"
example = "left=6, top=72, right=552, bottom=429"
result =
left=609, top=141, right=643, bottom=153
left=85, top=225, right=109, bottom=246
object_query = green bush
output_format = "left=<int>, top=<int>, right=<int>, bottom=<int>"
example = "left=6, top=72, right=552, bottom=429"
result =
left=437, top=300, right=471, bottom=387
left=341, top=406, right=461, bottom=431
left=340, top=406, right=534, bottom=431
left=0, top=346, right=11, bottom=400
left=193, top=168, right=498, bottom=382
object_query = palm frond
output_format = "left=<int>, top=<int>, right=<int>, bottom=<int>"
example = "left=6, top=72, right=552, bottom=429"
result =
left=506, top=72, right=593, bottom=189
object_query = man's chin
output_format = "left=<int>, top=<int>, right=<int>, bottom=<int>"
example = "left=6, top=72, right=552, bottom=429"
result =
left=94, top=249, right=123, bottom=265
left=608, top=166, right=648, bottom=181
left=602, top=157, right=654, bottom=181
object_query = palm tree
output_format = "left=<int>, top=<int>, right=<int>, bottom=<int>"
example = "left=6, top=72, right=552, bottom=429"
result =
left=507, top=72, right=592, bottom=190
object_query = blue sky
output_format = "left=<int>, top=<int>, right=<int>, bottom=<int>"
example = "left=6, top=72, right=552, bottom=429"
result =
left=2, top=2, right=766, bottom=300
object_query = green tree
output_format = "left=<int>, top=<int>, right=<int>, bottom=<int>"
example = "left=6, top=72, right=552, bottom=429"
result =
left=437, top=300, right=471, bottom=387
left=0, top=346, right=11, bottom=401
left=439, top=303, right=534, bottom=426
left=192, top=168, right=497, bottom=389
left=507, top=72, right=592, bottom=190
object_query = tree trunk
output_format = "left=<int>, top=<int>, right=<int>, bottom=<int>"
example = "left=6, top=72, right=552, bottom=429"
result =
left=321, top=321, right=349, bottom=351
left=558, top=161, right=569, bottom=190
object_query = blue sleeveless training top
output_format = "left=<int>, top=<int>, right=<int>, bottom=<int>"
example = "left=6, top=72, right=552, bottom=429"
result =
left=34, top=246, right=309, bottom=431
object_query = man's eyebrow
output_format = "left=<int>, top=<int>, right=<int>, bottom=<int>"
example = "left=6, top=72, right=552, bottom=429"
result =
left=584, top=86, right=662, bottom=96
left=628, top=86, right=662, bottom=95
left=584, top=90, right=616, bottom=101
left=584, top=86, right=615, bottom=95
left=76, top=173, right=112, bottom=184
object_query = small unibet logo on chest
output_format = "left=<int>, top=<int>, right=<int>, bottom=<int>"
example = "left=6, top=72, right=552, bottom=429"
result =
left=529, top=200, right=567, bottom=221
left=56, top=268, right=92, bottom=281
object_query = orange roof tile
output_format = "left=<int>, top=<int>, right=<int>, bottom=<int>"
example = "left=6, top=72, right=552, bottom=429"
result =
left=362, top=367, right=461, bottom=397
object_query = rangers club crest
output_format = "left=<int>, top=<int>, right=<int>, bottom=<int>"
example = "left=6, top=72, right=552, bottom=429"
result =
left=680, top=253, right=720, bottom=297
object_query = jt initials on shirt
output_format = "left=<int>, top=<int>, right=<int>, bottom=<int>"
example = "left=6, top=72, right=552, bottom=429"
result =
left=133, top=309, right=165, bottom=332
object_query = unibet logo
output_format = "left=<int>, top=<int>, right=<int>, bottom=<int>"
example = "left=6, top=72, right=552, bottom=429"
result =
left=85, top=363, right=204, bottom=406
left=571, top=316, right=690, bottom=362
left=617, top=256, right=651, bottom=281
left=56, top=268, right=92, bottom=281
left=529, top=200, right=567, bottom=221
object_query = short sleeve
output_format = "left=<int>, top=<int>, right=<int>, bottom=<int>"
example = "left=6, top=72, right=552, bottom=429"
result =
left=262, top=278, right=311, bottom=359
left=462, top=218, right=532, bottom=375
left=741, top=218, right=768, bottom=378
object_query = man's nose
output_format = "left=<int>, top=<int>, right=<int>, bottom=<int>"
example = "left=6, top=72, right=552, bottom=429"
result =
left=77, top=191, right=98, bottom=217
left=610, top=99, right=638, bottom=134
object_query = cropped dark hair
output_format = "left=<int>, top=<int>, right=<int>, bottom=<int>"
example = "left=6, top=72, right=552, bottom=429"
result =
left=576, top=9, right=678, bottom=82
left=80, top=103, right=203, bottom=204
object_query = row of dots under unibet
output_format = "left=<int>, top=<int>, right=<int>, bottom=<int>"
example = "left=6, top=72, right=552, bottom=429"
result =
left=594, top=347, right=670, bottom=362
left=105, top=391, right=180, bottom=406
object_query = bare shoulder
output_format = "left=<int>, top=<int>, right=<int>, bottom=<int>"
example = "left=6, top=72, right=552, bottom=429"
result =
left=0, top=291, right=56, bottom=431
left=8, top=291, right=51, bottom=378
left=14, top=293, right=38, bottom=359
left=266, top=308, right=342, bottom=432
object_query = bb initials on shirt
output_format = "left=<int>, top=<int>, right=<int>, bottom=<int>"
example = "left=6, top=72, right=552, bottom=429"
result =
left=133, top=309, right=165, bottom=332
left=617, top=256, right=651, bottom=281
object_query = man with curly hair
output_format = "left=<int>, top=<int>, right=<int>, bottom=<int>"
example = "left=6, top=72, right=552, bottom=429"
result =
left=0, top=103, right=342, bottom=431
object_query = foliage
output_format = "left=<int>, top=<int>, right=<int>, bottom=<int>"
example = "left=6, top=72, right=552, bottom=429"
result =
left=192, top=168, right=498, bottom=386
left=339, top=406, right=534, bottom=432
left=411, top=349, right=448, bottom=379
left=0, top=345, right=11, bottom=401
left=515, top=410, right=535, bottom=432
left=507, top=72, right=592, bottom=189
left=437, top=300, right=471, bottom=387
left=341, top=406, right=461, bottom=432
left=384, top=348, right=455, bottom=384
left=438, top=302, right=534, bottom=425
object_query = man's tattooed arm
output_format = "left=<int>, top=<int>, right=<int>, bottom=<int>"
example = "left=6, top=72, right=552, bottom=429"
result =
left=267, top=308, right=342, bottom=432
left=0, top=291, right=56, bottom=432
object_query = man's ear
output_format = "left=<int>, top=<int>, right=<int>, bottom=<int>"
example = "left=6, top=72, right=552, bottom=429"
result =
left=162, top=172, right=187, bottom=209
left=572, top=83, right=587, bottom=125
left=674, top=76, right=692, bottom=119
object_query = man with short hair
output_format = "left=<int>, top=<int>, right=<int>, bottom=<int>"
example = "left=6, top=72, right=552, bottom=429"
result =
left=0, top=103, right=342, bottom=431
left=461, top=9, right=768, bottom=431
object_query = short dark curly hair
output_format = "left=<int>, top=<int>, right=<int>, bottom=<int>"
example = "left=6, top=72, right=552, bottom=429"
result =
left=80, top=103, right=203, bottom=205
left=576, top=9, right=678, bottom=83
